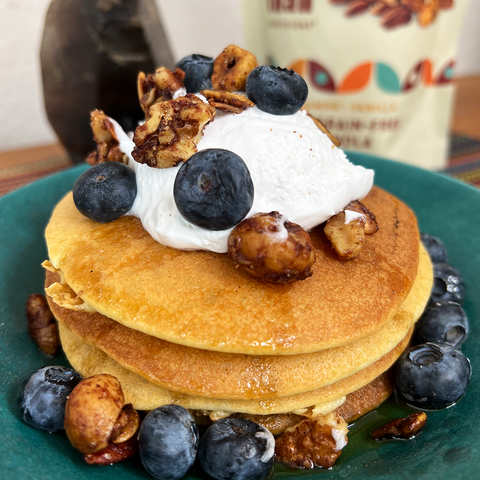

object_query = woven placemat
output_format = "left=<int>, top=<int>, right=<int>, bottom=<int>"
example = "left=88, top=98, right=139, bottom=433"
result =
left=1, top=135, right=480, bottom=197
left=0, top=154, right=72, bottom=197
left=446, top=134, right=480, bottom=188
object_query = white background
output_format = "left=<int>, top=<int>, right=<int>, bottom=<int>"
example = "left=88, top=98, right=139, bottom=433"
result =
left=0, top=0, right=478, bottom=153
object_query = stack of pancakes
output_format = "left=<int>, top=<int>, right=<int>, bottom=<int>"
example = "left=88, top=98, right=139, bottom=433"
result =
left=44, top=186, right=432, bottom=433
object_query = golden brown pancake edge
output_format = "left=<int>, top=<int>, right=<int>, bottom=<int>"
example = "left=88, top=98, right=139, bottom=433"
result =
left=45, top=186, right=420, bottom=355
left=45, top=243, right=432, bottom=400
left=58, top=322, right=411, bottom=417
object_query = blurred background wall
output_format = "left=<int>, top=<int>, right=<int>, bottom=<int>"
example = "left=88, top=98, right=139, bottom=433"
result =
left=0, top=0, right=478, bottom=153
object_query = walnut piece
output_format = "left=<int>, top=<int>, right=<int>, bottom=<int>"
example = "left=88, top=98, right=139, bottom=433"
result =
left=324, top=211, right=366, bottom=261
left=275, top=412, right=348, bottom=469
left=86, top=110, right=128, bottom=166
left=200, top=89, right=255, bottom=114
left=324, top=200, right=378, bottom=260
left=211, top=44, right=258, bottom=92
left=228, top=212, right=316, bottom=284
left=371, top=412, right=427, bottom=440
left=26, top=294, right=59, bottom=356
left=344, top=200, right=378, bottom=235
left=137, top=67, right=186, bottom=118
left=64, top=374, right=139, bottom=454
left=83, top=436, right=138, bottom=466
left=132, top=94, right=216, bottom=169
left=110, top=404, right=140, bottom=444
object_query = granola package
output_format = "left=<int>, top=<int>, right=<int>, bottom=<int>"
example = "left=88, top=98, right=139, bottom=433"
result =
left=242, top=0, right=469, bottom=169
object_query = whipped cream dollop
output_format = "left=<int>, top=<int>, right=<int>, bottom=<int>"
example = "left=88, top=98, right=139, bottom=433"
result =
left=112, top=103, right=373, bottom=253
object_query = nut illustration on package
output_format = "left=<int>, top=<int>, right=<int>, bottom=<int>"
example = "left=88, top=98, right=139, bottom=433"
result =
left=330, top=0, right=454, bottom=29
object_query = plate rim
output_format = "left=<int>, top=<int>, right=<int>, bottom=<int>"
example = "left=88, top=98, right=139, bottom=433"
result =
left=1, top=157, right=478, bottom=480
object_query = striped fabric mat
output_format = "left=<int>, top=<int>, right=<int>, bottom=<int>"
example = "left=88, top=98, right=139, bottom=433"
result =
left=446, top=134, right=480, bottom=188
left=0, top=154, right=72, bottom=197
left=1, top=135, right=480, bottom=197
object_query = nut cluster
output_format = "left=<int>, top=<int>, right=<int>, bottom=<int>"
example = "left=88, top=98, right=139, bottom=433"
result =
left=211, top=44, right=258, bottom=92
left=26, top=294, right=59, bottom=356
left=274, top=413, right=348, bottom=469
left=137, top=67, right=186, bottom=119
left=131, top=45, right=258, bottom=170
left=330, top=0, right=454, bottom=29
left=200, top=89, right=255, bottom=114
left=345, top=200, right=379, bottom=235
left=228, top=212, right=316, bottom=284
left=64, top=374, right=140, bottom=463
left=132, top=94, right=216, bottom=168
left=86, top=110, right=128, bottom=166
left=324, top=200, right=378, bottom=260
left=83, top=437, right=138, bottom=466
left=371, top=412, right=427, bottom=440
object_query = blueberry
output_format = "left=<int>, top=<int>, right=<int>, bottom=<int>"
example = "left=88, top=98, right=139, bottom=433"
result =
left=421, top=233, right=448, bottom=263
left=413, top=301, right=469, bottom=348
left=431, top=263, right=465, bottom=304
left=73, top=162, right=137, bottom=223
left=395, top=343, right=471, bottom=410
left=246, top=66, right=308, bottom=115
left=174, top=149, right=254, bottom=231
left=18, top=366, right=82, bottom=432
left=176, top=54, right=214, bottom=93
left=138, top=405, right=199, bottom=480
left=198, top=418, right=274, bottom=480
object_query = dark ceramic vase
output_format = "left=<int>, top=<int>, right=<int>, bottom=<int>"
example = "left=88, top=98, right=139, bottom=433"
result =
left=40, top=0, right=174, bottom=163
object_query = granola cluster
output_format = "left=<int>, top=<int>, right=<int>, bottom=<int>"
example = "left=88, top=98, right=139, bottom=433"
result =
left=132, top=94, right=216, bottom=169
left=274, top=413, right=349, bottom=469
left=86, top=110, right=128, bottom=166
left=137, top=67, right=186, bottom=118
left=85, top=45, right=259, bottom=170
left=211, top=44, right=258, bottom=91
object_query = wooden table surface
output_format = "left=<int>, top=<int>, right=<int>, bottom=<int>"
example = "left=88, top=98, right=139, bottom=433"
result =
left=1, top=75, right=479, bottom=174
left=451, top=76, right=480, bottom=138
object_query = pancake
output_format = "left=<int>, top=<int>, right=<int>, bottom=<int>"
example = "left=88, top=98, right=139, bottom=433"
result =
left=45, top=186, right=420, bottom=355
left=45, top=243, right=432, bottom=400
left=58, top=322, right=411, bottom=415
left=232, top=372, right=394, bottom=434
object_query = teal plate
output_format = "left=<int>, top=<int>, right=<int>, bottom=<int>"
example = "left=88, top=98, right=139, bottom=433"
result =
left=1, top=153, right=479, bottom=480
